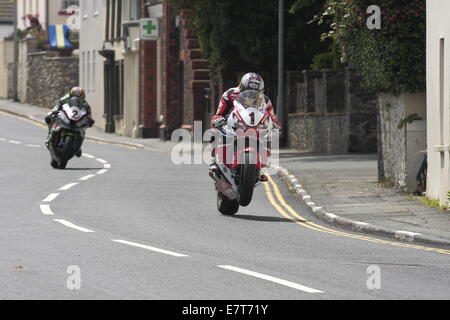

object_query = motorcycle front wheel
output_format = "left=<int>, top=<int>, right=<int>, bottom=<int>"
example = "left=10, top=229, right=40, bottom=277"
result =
left=58, top=135, right=75, bottom=169
left=217, top=192, right=239, bottom=216
left=237, top=152, right=257, bottom=207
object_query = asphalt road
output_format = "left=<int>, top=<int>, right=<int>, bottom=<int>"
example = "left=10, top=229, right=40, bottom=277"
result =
left=1, top=111, right=449, bottom=300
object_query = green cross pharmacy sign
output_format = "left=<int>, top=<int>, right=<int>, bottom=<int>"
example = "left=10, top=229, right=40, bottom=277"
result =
left=140, top=18, right=159, bottom=41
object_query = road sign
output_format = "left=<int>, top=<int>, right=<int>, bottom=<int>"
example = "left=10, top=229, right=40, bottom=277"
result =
left=140, top=18, right=159, bottom=41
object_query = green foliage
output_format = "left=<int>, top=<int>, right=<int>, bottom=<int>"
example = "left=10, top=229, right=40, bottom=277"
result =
left=310, top=44, right=343, bottom=70
left=311, top=52, right=334, bottom=70
left=397, top=113, right=422, bottom=129
left=170, top=0, right=331, bottom=88
left=315, top=0, right=426, bottom=96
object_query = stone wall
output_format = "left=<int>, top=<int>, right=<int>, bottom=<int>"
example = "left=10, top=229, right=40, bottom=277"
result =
left=286, top=68, right=377, bottom=154
left=378, top=93, right=407, bottom=189
left=26, top=52, right=79, bottom=109
left=378, top=93, right=427, bottom=192
left=287, top=113, right=349, bottom=154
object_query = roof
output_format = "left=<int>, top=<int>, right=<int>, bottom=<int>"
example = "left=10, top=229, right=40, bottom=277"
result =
left=0, top=0, right=14, bottom=24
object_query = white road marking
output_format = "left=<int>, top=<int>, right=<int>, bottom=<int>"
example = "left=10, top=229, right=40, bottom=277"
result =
left=53, top=219, right=95, bottom=233
left=217, top=265, right=324, bottom=294
left=40, top=204, right=55, bottom=215
left=0, top=137, right=6, bottom=141
left=9, top=140, right=22, bottom=144
left=79, top=174, right=96, bottom=181
left=59, top=183, right=79, bottom=191
left=42, top=193, right=60, bottom=202
left=96, top=169, right=108, bottom=175
left=103, top=163, right=111, bottom=169
left=25, top=144, right=40, bottom=148
left=96, top=158, right=107, bottom=164
left=112, top=239, right=188, bottom=258
left=82, top=153, right=95, bottom=159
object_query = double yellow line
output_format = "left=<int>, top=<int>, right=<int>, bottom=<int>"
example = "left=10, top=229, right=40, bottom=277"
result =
left=0, top=110, right=139, bottom=150
left=264, top=175, right=450, bottom=256
left=0, top=110, right=47, bottom=128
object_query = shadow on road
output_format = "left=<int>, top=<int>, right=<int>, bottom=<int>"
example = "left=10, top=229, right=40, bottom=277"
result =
left=64, top=167, right=103, bottom=171
left=279, top=152, right=377, bottom=162
left=231, top=214, right=304, bottom=223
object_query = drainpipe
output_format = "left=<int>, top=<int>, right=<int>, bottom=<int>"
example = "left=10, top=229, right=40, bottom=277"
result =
left=12, top=1, right=18, bottom=102
left=277, top=0, right=286, bottom=146
left=46, top=0, right=49, bottom=29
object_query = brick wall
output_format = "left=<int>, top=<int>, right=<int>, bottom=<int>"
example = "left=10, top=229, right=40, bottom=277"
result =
left=160, top=1, right=182, bottom=138
left=178, top=9, right=211, bottom=131
left=139, top=39, right=159, bottom=138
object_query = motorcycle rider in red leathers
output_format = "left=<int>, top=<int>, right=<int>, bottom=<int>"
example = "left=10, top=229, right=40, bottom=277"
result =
left=209, top=73, right=282, bottom=182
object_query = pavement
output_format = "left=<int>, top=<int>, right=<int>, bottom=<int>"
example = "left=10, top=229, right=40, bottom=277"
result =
left=1, top=98, right=450, bottom=249
left=276, top=152, right=450, bottom=248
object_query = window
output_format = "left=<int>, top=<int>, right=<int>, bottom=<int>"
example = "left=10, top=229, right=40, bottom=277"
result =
left=81, top=52, right=85, bottom=89
left=116, top=0, right=122, bottom=38
left=93, top=50, right=96, bottom=92
left=93, top=0, right=100, bottom=16
left=81, top=0, right=87, bottom=18
left=87, top=51, right=91, bottom=92
left=130, top=0, right=141, bottom=20
left=105, top=0, right=123, bottom=41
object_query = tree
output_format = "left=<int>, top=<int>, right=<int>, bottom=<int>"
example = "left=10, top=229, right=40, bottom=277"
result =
left=313, top=0, right=426, bottom=96
left=170, top=0, right=330, bottom=91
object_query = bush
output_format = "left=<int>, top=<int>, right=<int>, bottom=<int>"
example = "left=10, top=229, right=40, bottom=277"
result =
left=315, top=0, right=426, bottom=96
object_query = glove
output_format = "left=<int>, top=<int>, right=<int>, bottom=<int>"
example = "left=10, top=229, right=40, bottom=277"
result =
left=45, top=111, right=57, bottom=125
left=88, top=118, right=95, bottom=128
left=212, top=116, right=227, bottom=128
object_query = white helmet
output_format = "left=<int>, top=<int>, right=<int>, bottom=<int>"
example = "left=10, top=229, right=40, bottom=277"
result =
left=239, top=73, right=265, bottom=93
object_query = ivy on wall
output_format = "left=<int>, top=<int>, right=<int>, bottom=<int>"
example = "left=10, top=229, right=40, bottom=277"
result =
left=312, top=0, right=426, bottom=96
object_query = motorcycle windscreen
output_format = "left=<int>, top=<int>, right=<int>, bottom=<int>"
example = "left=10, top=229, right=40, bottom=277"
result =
left=237, top=90, right=264, bottom=109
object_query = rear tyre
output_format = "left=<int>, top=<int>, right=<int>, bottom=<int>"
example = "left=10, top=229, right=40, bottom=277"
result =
left=217, top=192, right=239, bottom=216
left=237, top=153, right=257, bottom=207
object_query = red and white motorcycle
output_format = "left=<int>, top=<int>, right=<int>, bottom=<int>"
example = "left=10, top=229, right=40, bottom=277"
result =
left=209, top=90, right=276, bottom=215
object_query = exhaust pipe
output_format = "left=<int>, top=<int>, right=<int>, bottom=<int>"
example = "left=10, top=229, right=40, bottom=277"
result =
left=209, top=171, right=238, bottom=200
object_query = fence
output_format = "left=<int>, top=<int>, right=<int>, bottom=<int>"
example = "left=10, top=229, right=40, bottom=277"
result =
left=286, top=68, right=378, bottom=154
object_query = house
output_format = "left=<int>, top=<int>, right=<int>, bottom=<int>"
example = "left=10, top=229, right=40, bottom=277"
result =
left=79, top=0, right=214, bottom=138
left=16, top=0, right=79, bottom=30
left=0, top=0, right=13, bottom=39
left=0, top=0, right=14, bottom=99
left=79, top=0, right=105, bottom=130
left=426, top=0, right=450, bottom=205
